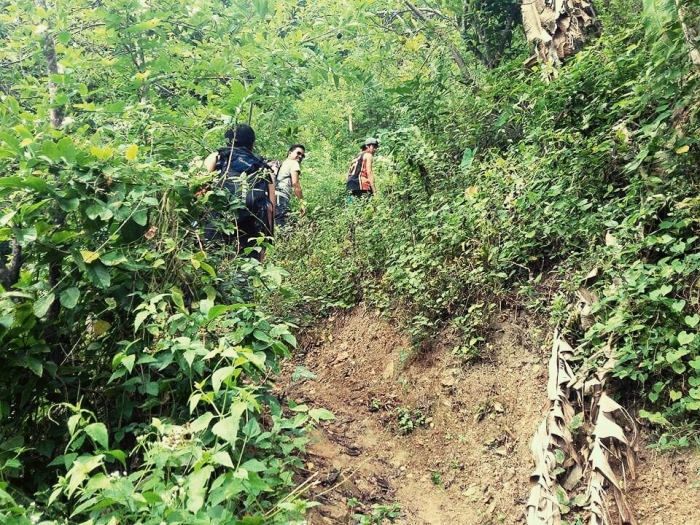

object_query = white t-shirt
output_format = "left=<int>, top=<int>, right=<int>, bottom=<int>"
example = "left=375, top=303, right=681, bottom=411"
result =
left=276, top=158, right=300, bottom=200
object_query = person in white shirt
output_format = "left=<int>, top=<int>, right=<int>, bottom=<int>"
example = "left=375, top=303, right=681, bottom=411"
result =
left=275, top=144, right=306, bottom=228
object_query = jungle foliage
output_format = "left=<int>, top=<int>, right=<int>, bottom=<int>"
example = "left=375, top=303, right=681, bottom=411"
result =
left=274, top=0, right=700, bottom=446
left=1, top=0, right=699, bottom=523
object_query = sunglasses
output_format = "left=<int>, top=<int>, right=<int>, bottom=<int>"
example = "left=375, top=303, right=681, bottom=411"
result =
left=294, top=151, right=305, bottom=159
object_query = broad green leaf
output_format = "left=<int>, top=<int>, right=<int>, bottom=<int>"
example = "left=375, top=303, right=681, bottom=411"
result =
left=120, top=354, right=135, bottom=373
left=211, top=402, right=248, bottom=444
left=84, top=423, right=109, bottom=450
left=171, top=287, right=185, bottom=311
left=33, top=293, right=55, bottom=318
left=677, top=331, right=695, bottom=345
left=59, top=287, right=80, bottom=309
left=211, top=451, right=234, bottom=468
left=132, top=209, right=148, bottom=226
left=185, top=465, right=213, bottom=514
left=134, top=311, right=150, bottom=331
left=190, top=412, right=214, bottom=432
left=211, top=366, right=235, bottom=393
left=309, top=408, right=335, bottom=421
left=85, top=203, right=113, bottom=221
left=100, top=252, right=127, bottom=266
left=638, top=409, right=670, bottom=426
left=25, top=356, right=43, bottom=377
left=66, top=455, right=105, bottom=497
left=649, top=284, right=672, bottom=299
left=685, top=315, right=700, bottom=328
left=86, top=263, right=111, bottom=288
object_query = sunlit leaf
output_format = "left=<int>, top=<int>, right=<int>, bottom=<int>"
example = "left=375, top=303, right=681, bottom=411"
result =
left=125, top=144, right=138, bottom=161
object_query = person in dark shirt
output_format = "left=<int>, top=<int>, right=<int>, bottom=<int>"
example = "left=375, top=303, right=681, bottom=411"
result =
left=203, top=124, right=275, bottom=261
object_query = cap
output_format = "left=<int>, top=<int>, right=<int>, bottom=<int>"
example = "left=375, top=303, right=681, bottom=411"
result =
left=363, top=137, right=379, bottom=147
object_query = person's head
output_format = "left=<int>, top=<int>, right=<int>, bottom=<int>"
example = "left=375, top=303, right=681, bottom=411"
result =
left=287, top=144, right=306, bottom=162
left=362, top=137, right=379, bottom=152
left=225, top=124, right=256, bottom=149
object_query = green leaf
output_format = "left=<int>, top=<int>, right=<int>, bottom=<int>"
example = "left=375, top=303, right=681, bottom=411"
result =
left=84, top=423, right=109, bottom=450
left=132, top=209, right=148, bottom=226
left=190, top=412, right=214, bottom=432
left=677, top=331, right=695, bottom=345
left=671, top=361, right=687, bottom=374
left=649, top=284, right=672, bottom=299
left=66, top=455, right=104, bottom=497
left=185, top=465, right=213, bottom=514
left=85, top=262, right=111, bottom=288
left=142, top=492, right=163, bottom=504
left=60, top=287, right=80, bottom=309
left=211, top=451, right=234, bottom=468
left=207, top=304, right=237, bottom=320
left=309, top=408, right=335, bottom=421
left=33, top=293, right=55, bottom=318
left=211, top=402, right=248, bottom=444
left=121, top=354, right=135, bottom=374
left=211, top=366, right=235, bottom=393
left=134, top=311, right=150, bottom=331
left=638, top=409, right=670, bottom=426
left=100, top=252, right=127, bottom=266
left=685, top=315, right=700, bottom=328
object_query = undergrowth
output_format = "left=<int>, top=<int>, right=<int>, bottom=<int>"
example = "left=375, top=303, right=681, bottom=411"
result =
left=272, top=16, right=700, bottom=444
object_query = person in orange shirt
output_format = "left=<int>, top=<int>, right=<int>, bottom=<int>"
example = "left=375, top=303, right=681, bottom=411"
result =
left=346, top=138, right=378, bottom=198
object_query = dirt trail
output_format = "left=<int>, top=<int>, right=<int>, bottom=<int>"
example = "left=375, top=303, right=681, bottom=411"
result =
left=277, top=306, right=700, bottom=524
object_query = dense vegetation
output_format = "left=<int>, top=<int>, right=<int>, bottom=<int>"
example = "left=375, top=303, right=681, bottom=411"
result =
left=0, top=0, right=698, bottom=522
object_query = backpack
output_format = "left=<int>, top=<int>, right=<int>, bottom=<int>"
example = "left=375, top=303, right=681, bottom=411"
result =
left=215, top=147, right=270, bottom=210
left=346, top=152, right=364, bottom=191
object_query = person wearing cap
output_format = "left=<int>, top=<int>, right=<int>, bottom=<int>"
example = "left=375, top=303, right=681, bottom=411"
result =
left=346, top=138, right=379, bottom=198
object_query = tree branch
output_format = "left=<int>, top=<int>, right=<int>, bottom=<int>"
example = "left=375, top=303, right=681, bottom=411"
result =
left=403, top=0, right=473, bottom=83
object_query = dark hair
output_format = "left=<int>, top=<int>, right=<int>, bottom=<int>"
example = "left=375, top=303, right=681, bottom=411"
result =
left=224, top=124, right=256, bottom=149
left=287, top=144, right=305, bottom=154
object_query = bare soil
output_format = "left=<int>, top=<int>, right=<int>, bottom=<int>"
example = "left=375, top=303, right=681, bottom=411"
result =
left=277, top=306, right=700, bottom=524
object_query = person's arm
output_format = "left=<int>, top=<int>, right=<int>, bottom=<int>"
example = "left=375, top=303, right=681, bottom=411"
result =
left=291, top=169, right=306, bottom=216
left=364, top=153, right=377, bottom=195
left=204, top=152, right=218, bottom=173
left=267, top=182, right=276, bottom=232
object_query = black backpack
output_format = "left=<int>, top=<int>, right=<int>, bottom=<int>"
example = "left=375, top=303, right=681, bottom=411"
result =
left=346, top=152, right=364, bottom=191
left=215, top=147, right=270, bottom=210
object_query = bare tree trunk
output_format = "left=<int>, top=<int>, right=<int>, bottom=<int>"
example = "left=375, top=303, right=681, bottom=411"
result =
left=37, top=0, right=64, bottom=127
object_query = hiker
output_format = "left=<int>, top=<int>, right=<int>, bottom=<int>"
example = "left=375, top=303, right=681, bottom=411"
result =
left=275, top=144, right=306, bottom=228
left=202, top=124, right=275, bottom=261
left=346, top=137, right=379, bottom=198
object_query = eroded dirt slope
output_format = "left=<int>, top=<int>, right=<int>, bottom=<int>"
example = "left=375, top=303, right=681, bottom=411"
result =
left=277, top=306, right=700, bottom=524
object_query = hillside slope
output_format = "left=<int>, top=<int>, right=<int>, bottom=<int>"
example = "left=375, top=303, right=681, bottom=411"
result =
left=278, top=306, right=699, bottom=524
